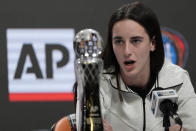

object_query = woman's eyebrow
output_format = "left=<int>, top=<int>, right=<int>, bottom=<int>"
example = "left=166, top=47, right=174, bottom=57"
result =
left=112, top=36, right=122, bottom=40
left=130, top=36, right=144, bottom=39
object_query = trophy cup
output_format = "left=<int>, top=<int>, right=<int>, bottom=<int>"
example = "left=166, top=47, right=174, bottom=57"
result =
left=74, top=29, right=104, bottom=131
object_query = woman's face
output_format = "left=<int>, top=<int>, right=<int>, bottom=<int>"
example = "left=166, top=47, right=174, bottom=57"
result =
left=112, top=19, right=155, bottom=86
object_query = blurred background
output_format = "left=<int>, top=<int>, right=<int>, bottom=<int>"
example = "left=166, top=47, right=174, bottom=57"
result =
left=0, top=0, right=195, bottom=131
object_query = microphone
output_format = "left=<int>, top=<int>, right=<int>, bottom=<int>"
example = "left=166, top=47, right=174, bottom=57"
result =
left=151, top=89, right=178, bottom=117
left=151, top=89, right=182, bottom=130
left=74, top=29, right=104, bottom=131
left=159, top=99, right=182, bottom=126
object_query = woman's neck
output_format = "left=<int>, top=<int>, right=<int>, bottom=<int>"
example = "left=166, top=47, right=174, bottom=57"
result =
left=121, top=68, right=150, bottom=88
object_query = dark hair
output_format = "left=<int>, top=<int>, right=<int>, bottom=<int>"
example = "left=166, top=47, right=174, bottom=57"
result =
left=102, top=1, right=164, bottom=75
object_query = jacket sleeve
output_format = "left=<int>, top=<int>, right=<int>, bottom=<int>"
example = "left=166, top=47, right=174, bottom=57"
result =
left=177, top=71, right=196, bottom=131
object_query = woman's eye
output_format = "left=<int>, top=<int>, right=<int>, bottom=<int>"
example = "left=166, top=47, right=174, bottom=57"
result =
left=131, top=39, right=141, bottom=45
left=114, top=39, right=123, bottom=45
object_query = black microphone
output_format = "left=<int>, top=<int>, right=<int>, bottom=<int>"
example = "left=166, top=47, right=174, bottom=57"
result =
left=159, top=99, right=182, bottom=126
left=151, top=89, right=182, bottom=131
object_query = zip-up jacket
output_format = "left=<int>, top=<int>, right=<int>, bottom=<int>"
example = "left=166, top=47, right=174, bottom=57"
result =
left=99, top=59, right=196, bottom=131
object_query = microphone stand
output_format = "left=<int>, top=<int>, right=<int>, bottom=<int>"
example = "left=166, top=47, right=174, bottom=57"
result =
left=163, top=113, right=170, bottom=131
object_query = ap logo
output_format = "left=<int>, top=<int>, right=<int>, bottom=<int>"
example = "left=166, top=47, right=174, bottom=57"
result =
left=7, top=29, right=75, bottom=102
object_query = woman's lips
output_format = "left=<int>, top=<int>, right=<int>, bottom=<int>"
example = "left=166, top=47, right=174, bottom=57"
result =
left=124, top=60, right=135, bottom=71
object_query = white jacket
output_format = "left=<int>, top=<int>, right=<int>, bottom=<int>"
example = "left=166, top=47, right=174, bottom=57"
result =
left=99, top=59, right=196, bottom=131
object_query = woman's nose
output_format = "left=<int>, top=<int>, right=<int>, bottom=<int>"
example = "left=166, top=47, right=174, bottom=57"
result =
left=124, top=42, right=132, bottom=57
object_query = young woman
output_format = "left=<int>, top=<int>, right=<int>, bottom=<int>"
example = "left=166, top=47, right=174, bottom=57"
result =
left=99, top=1, right=195, bottom=131
left=52, top=1, right=196, bottom=131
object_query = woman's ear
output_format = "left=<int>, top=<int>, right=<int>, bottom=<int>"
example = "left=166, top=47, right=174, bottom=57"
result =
left=150, top=36, right=156, bottom=52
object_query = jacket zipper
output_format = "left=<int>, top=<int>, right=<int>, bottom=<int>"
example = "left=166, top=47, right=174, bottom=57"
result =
left=142, top=97, right=146, bottom=131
